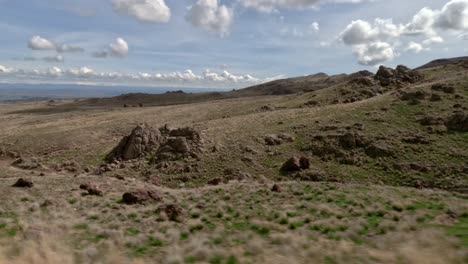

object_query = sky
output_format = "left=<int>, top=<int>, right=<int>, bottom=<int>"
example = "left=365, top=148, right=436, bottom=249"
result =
left=0, top=0, right=467, bottom=88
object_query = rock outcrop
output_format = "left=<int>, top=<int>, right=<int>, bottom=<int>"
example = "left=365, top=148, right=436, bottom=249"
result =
left=106, top=124, right=162, bottom=162
left=105, top=124, right=202, bottom=164
left=122, top=189, right=163, bottom=205
left=375, top=65, right=423, bottom=86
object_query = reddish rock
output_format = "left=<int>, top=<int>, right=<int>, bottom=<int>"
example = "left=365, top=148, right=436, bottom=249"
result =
left=281, top=156, right=310, bottom=172
left=122, top=189, right=163, bottom=205
left=163, top=204, right=184, bottom=222
left=271, top=184, right=282, bottom=193
left=208, top=178, right=222, bottom=186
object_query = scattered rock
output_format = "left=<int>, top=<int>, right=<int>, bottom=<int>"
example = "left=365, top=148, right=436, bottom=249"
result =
left=430, top=93, right=442, bottom=102
left=271, top=184, right=282, bottom=193
left=12, top=178, right=33, bottom=188
left=80, top=183, right=103, bottom=196
left=259, top=105, right=275, bottom=111
left=402, top=135, right=431, bottom=145
left=446, top=111, right=468, bottom=132
left=365, top=142, right=395, bottom=158
left=419, top=116, right=446, bottom=126
left=208, top=178, right=223, bottom=186
left=122, top=189, right=163, bottom=205
left=264, top=133, right=295, bottom=145
left=394, top=162, right=430, bottom=173
left=400, top=91, right=427, bottom=103
left=281, top=156, right=310, bottom=172
left=431, top=83, right=455, bottom=93
left=40, top=199, right=54, bottom=208
left=162, top=204, right=184, bottom=222
left=11, top=157, right=42, bottom=170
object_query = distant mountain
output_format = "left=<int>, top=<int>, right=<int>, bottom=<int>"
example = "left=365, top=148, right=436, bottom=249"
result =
left=416, top=56, right=468, bottom=70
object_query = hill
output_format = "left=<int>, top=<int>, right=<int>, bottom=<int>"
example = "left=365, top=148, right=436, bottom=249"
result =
left=0, top=57, right=467, bottom=263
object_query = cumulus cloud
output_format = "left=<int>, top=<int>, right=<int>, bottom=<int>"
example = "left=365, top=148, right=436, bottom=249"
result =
left=28, top=36, right=84, bottom=54
left=28, top=36, right=56, bottom=50
left=339, top=0, right=468, bottom=65
left=422, top=36, right=444, bottom=45
left=112, top=0, right=171, bottom=23
left=436, top=0, right=468, bottom=30
left=239, top=0, right=373, bottom=13
left=404, top=41, right=424, bottom=53
left=187, top=0, right=234, bottom=36
left=0, top=65, right=282, bottom=88
left=352, top=42, right=395, bottom=66
left=92, top=38, right=129, bottom=58
left=110, top=38, right=129, bottom=57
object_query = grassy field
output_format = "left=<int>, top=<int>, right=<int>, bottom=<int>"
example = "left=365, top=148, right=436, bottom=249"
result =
left=0, top=63, right=467, bottom=263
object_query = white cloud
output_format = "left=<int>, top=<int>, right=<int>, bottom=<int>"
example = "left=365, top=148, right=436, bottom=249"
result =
left=339, top=0, right=468, bottom=65
left=112, top=0, right=171, bottom=23
left=56, top=44, right=85, bottom=53
left=28, top=36, right=85, bottom=53
left=0, top=65, right=282, bottom=88
left=340, top=19, right=402, bottom=46
left=28, top=36, right=56, bottom=50
left=186, top=0, right=234, bottom=36
left=436, top=0, right=468, bottom=30
left=43, top=54, right=64, bottom=63
left=403, top=7, right=436, bottom=36
left=352, top=42, right=395, bottom=66
left=422, top=36, right=444, bottom=45
left=310, top=22, right=320, bottom=33
left=239, top=0, right=373, bottom=13
left=0, top=65, right=14, bottom=73
left=404, top=41, right=424, bottom=53
left=110, top=38, right=129, bottom=57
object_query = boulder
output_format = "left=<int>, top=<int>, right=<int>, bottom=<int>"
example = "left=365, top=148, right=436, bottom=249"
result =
left=446, top=111, right=468, bottom=132
left=281, top=156, right=310, bottom=172
left=431, top=84, right=455, bottom=94
left=271, top=184, right=282, bottom=193
left=167, top=137, right=190, bottom=153
left=430, top=93, right=442, bottom=101
left=12, top=178, right=33, bottom=188
left=365, top=142, right=394, bottom=158
left=122, top=189, right=163, bottom=205
left=163, top=204, right=184, bottom=222
left=106, top=124, right=162, bottom=162
left=80, top=183, right=103, bottom=196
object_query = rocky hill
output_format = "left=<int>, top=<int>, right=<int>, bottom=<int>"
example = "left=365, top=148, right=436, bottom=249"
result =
left=0, top=57, right=467, bottom=263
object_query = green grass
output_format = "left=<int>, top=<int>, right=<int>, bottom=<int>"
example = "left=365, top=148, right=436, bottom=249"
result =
left=447, top=214, right=468, bottom=247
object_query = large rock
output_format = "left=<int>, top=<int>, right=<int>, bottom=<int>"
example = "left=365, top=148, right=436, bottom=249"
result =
left=106, top=124, right=162, bottom=162
left=122, top=189, right=163, bottom=205
left=281, top=156, right=310, bottom=172
left=446, top=111, right=468, bottom=132
left=375, top=65, right=423, bottom=86
left=365, top=142, right=395, bottom=158
left=167, top=137, right=190, bottom=153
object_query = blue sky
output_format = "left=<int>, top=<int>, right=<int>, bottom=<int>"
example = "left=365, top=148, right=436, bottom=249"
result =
left=0, top=0, right=467, bottom=88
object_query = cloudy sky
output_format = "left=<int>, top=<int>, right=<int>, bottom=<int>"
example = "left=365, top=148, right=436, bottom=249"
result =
left=0, top=0, right=467, bottom=88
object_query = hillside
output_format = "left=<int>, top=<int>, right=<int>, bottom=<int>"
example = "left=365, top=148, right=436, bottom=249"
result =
left=0, top=58, right=467, bottom=263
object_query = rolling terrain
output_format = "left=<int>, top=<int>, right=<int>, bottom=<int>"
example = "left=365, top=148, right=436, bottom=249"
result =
left=0, top=57, right=467, bottom=263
